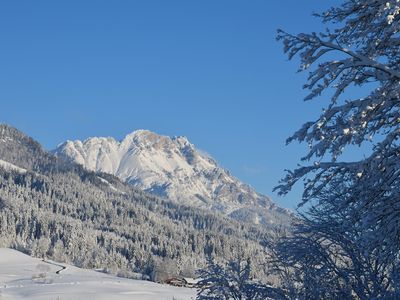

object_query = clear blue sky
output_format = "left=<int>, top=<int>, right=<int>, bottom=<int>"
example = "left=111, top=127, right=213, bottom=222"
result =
left=0, top=1, right=339, bottom=209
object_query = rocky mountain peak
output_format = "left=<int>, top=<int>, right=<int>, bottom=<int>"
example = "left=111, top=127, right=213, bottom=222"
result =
left=54, top=129, right=291, bottom=227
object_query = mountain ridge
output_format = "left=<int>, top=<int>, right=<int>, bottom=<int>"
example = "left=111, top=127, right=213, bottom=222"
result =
left=55, top=129, right=291, bottom=227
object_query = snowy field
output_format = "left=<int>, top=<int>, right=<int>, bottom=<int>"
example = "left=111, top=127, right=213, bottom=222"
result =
left=0, top=248, right=196, bottom=300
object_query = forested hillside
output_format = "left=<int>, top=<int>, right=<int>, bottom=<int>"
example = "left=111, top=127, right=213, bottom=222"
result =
left=0, top=124, right=270, bottom=281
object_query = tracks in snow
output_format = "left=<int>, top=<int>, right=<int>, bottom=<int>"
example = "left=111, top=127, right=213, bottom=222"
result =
left=42, top=259, right=67, bottom=274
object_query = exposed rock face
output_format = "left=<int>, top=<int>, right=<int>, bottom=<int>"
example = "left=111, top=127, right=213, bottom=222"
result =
left=55, top=130, right=291, bottom=226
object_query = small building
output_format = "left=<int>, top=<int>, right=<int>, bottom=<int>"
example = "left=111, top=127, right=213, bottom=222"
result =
left=164, top=277, right=187, bottom=287
left=164, top=277, right=199, bottom=288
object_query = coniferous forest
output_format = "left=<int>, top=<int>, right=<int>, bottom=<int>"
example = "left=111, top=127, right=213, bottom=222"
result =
left=0, top=124, right=270, bottom=282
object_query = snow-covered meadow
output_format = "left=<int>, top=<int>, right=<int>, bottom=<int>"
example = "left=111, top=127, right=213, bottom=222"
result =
left=0, top=248, right=196, bottom=300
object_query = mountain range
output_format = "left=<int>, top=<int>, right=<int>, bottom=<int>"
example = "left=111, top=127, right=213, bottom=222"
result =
left=54, top=130, right=290, bottom=227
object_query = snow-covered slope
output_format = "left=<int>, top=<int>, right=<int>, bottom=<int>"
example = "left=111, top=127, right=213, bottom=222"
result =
left=0, top=159, right=26, bottom=174
left=0, top=248, right=195, bottom=300
left=55, top=130, right=290, bottom=226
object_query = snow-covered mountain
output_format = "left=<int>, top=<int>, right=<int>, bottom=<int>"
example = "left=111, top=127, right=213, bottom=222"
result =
left=0, top=124, right=270, bottom=280
left=54, top=130, right=290, bottom=226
